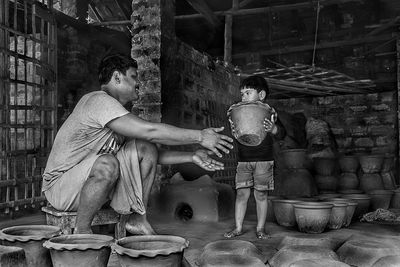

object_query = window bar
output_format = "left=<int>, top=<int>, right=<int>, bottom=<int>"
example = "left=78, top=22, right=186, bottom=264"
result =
left=24, top=0, right=28, bottom=208
left=4, top=0, right=10, bottom=214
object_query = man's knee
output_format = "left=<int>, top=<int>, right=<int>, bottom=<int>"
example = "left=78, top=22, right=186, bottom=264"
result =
left=135, top=140, right=158, bottom=162
left=236, top=188, right=251, bottom=200
left=91, top=154, right=120, bottom=184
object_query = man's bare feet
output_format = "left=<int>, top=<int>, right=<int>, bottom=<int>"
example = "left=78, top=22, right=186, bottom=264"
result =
left=224, top=228, right=243, bottom=238
left=125, top=213, right=156, bottom=235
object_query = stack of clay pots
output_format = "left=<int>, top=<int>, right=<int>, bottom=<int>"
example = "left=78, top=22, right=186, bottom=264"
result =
left=358, top=154, right=384, bottom=192
left=313, top=157, right=337, bottom=193
left=381, top=154, right=396, bottom=190
left=276, top=149, right=317, bottom=197
left=338, top=155, right=359, bottom=191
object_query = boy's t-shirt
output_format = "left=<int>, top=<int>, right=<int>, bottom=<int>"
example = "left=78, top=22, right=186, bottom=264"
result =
left=42, top=91, right=129, bottom=191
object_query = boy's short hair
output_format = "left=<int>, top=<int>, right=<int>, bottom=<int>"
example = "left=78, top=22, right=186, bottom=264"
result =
left=240, top=75, right=269, bottom=97
left=98, top=54, right=138, bottom=85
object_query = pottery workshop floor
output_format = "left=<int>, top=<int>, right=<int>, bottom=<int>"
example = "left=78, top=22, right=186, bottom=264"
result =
left=1, top=201, right=400, bottom=267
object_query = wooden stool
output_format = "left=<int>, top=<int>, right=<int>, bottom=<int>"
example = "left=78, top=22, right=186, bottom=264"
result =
left=41, top=206, right=128, bottom=239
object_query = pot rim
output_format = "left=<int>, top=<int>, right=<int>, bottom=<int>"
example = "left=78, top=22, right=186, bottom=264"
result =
left=293, top=202, right=333, bottom=209
left=113, top=235, right=189, bottom=258
left=0, top=225, right=60, bottom=242
left=43, top=234, right=114, bottom=251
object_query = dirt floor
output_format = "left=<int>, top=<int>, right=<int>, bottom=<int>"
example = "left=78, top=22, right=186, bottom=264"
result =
left=1, top=200, right=400, bottom=266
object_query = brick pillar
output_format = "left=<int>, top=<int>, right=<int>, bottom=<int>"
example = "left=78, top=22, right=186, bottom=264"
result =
left=131, top=0, right=175, bottom=122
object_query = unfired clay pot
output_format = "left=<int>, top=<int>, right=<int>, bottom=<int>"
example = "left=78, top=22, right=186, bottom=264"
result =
left=368, top=190, right=394, bottom=210
left=325, top=198, right=358, bottom=227
left=0, top=225, right=60, bottom=267
left=280, top=149, right=308, bottom=169
left=338, top=155, right=359, bottom=173
left=293, top=202, right=333, bottom=234
left=338, top=173, right=359, bottom=190
left=360, top=173, right=384, bottom=192
left=272, top=199, right=300, bottom=227
left=324, top=201, right=347, bottom=230
left=315, top=175, right=338, bottom=192
left=359, top=155, right=384, bottom=173
left=113, top=235, right=189, bottom=267
left=372, top=255, right=400, bottom=267
left=43, top=234, right=114, bottom=267
left=341, top=194, right=371, bottom=220
left=313, top=157, right=336, bottom=176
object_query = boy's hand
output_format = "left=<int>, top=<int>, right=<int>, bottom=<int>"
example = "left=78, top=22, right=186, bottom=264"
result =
left=192, top=149, right=224, bottom=171
left=200, top=127, right=234, bottom=158
left=264, top=114, right=278, bottom=134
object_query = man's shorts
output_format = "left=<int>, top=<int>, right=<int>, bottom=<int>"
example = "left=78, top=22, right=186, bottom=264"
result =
left=235, top=161, right=274, bottom=191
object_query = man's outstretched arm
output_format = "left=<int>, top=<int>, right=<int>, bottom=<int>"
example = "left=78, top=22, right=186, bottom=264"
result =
left=107, top=113, right=233, bottom=157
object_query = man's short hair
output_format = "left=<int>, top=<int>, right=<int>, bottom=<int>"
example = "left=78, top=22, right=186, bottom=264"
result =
left=240, top=75, right=269, bottom=97
left=98, top=54, right=138, bottom=85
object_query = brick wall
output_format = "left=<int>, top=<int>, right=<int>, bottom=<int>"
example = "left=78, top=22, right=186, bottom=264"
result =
left=269, top=91, right=397, bottom=155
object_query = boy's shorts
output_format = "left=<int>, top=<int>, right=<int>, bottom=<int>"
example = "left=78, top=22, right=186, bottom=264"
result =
left=235, top=161, right=274, bottom=191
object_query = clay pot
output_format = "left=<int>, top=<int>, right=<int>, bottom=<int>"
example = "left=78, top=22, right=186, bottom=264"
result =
left=0, top=225, right=60, bottom=267
left=359, top=154, right=384, bottom=173
left=275, top=168, right=317, bottom=197
left=272, top=199, right=300, bottom=227
left=338, top=155, right=359, bottom=173
left=197, top=254, right=266, bottom=267
left=338, top=173, right=359, bottom=190
left=359, top=173, right=384, bottom=192
left=277, top=235, right=341, bottom=251
left=323, top=201, right=347, bottom=230
left=325, top=198, right=358, bottom=227
left=316, top=193, right=342, bottom=200
left=228, top=101, right=273, bottom=146
left=315, top=175, right=338, bottom=192
left=197, top=240, right=267, bottom=266
left=113, top=235, right=189, bottom=267
left=381, top=155, right=395, bottom=172
left=390, top=189, right=400, bottom=209
left=337, top=239, right=398, bottom=267
left=341, top=194, right=371, bottom=220
left=293, top=202, right=333, bottom=234
left=381, top=172, right=396, bottom=190
left=269, top=245, right=339, bottom=267
left=267, top=196, right=281, bottom=222
left=280, top=149, right=308, bottom=169
left=43, top=234, right=114, bottom=267
left=338, top=189, right=363, bottom=195
left=368, top=190, right=394, bottom=210
left=313, top=157, right=336, bottom=176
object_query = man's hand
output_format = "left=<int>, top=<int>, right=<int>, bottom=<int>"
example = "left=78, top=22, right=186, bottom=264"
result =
left=200, top=127, right=233, bottom=158
left=192, top=149, right=224, bottom=171
left=264, top=114, right=278, bottom=134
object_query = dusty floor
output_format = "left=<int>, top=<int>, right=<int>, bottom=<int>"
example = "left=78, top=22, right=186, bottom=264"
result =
left=1, top=201, right=400, bottom=267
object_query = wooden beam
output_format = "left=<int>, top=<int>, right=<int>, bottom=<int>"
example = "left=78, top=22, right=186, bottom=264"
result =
left=185, top=0, right=220, bottom=27
left=90, top=20, right=131, bottom=26
left=366, top=16, right=400, bottom=36
left=233, top=34, right=395, bottom=58
left=175, top=0, right=363, bottom=19
left=224, top=0, right=238, bottom=63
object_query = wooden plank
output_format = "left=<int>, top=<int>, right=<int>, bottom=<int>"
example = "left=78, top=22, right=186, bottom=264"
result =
left=185, top=0, right=220, bottom=27
left=233, top=34, right=395, bottom=57
left=175, top=0, right=363, bottom=19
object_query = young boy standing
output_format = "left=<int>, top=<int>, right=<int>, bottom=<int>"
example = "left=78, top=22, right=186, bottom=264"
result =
left=224, top=75, right=285, bottom=239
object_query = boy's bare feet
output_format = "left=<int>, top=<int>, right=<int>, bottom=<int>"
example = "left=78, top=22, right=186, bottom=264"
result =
left=125, top=213, right=156, bottom=235
left=224, top=229, right=243, bottom=238
left=256, top=230, right=270, bottom=239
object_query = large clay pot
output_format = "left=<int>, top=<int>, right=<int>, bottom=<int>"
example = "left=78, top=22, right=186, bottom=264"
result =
left=390, top=189, right=400, bottom=209
left=289, top=258, right=350, bottom=267
left=43, top=234, right=113, bottom=267
left=338, top=173, right=359, bottom=190
left=315, top=175, right=337, bottom=192
left=381, top=155, right=395, bottom=172
left=359, top=155, right=384, bottom=173
left=322, top=201, right=347, bottom=230
left=280, top=149, right=308, bottom=169
left=325, top=198, right=358, bottom=227
left=368, top=190, right=394, bottom=210
left=277, top=235, right=341, bottom=251
left=0, top=225, right=60, bottom=267
left=269, top=245, right=339, bottom=267
left=338, top=155, right=359, bottom=173
left=197, top=240, right=267, bottom=266
left=359, top=173, right=384, bottom=192
left=381, top=172, right=396, bottom=190
left=113, top=235, right=189, bottom=267
left=293, top=202, right=333, bottom=234
left=341, top=194, right=371, bottom=220
left=337, top=239, right=398, bottom=267
left=272, top=199, right=300, bottom=227
left=316, top=193, right=342, bottom=201
left=275, top=168, right=317, bottom=197
left=313, top=157, right=336, bottom=176
left=227, top=101, right=273, bottom=146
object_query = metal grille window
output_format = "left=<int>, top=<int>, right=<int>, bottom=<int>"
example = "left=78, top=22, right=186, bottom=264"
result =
left=0, top=0, right=57, bottom=213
